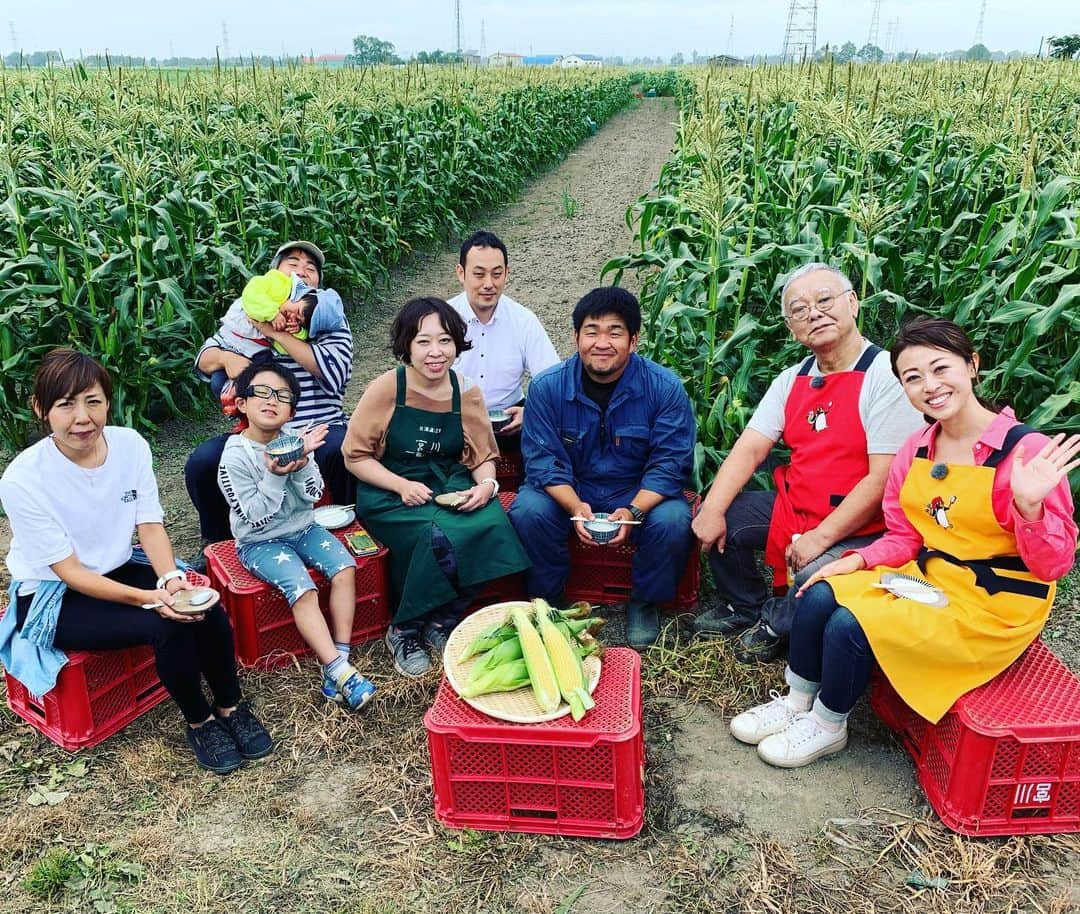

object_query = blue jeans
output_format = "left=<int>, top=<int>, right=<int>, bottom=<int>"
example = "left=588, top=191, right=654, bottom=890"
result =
left=238, top=524, right=354, bottom=606
left=787, top=581, right=875, bottom=716
left=508, top=485, right=693, bottom=604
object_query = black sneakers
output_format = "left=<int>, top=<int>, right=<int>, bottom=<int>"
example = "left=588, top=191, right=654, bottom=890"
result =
left=187, top=701, right=273, bottom=774
left=625, top=598, right=660, bottom=649
left=218, top=701, right=274, bottom=760
left=186, top=718, right=243, bottom=775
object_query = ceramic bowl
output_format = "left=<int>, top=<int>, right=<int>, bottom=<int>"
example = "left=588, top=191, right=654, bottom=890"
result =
left=488, top=409, right=512, bottom=433
left=266, top=434, right=304, bottom=466
left=583, top=513, right=619, bottom=545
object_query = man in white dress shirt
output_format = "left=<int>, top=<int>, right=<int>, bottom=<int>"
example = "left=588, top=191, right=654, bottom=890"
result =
left=448, top=231, right=559, bottom=443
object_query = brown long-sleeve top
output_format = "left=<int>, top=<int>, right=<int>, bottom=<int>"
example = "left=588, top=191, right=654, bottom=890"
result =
left=342, top=368, right=498, bottom=474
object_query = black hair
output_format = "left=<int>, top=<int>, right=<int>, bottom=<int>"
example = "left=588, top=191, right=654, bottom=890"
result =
left=234, top=360, right=302, bottom=406
left=390, top=297, right=471, bottom=363
left=572, top=287, right=641, bottom=336
left=459, top=230, right=508, bottom=268
left=32, top=349, right=113, bottom=430
left=890, top=315, right=999, bottom=421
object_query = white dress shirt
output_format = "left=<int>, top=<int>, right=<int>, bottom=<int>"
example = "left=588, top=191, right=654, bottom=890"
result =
left=448, top=292, right=560, bottom=410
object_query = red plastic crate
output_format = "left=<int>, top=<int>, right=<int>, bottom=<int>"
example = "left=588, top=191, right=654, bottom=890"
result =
left=494, top=451, right=524, bottom=493
left=204, top=523, right=390, bottom=670
left=871, top=640, right=1080, bottom=836
left=2, top=569, right=209, bottom=751
left=425, top=647, right=644, bottom=838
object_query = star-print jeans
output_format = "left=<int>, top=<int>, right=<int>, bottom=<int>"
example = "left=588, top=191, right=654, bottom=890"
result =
left=237, top=523, right=354, bottom=606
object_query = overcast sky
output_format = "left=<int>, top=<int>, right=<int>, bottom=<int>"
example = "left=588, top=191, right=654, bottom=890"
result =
left=6, top=1, right=1074, bottom=59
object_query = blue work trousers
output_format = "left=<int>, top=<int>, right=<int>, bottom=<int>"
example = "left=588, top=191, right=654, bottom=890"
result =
left=508, top=485, right=693, bottom=604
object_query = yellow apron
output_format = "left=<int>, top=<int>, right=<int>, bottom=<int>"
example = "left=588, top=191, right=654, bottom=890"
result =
left=827, top=423, right=1054, bottom=723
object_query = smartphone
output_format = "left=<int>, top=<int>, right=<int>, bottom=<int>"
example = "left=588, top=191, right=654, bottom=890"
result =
left=345, top=527, right=380, bottom=557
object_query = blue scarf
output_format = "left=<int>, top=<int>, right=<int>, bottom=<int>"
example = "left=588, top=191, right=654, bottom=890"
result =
left=0, top=547, right=188, bottom=699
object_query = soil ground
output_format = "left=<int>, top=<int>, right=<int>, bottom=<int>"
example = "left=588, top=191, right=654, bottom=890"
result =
left=0, top=98, right=1077, bottom=914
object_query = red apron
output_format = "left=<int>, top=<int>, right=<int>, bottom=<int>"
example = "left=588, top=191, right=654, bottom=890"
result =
left=764, top=345, right=885, bottom=587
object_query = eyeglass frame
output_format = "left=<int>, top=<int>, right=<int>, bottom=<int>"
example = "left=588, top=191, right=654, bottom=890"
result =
left=783, top=288, right=854, bottom=325
left=240, top=384, right=298, bottom=405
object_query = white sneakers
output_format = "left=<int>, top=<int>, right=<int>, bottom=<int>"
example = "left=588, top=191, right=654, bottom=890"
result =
left=756, top=713, right=847, bottom=767
left=731, top=691, right=848, bottom=768
left=730, top=690, right=805, bottom=744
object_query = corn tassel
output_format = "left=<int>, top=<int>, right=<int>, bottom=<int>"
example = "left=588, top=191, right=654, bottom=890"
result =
left=510, top=605, right=561, bottom=713
left=534, top=599, right=595, bottom=721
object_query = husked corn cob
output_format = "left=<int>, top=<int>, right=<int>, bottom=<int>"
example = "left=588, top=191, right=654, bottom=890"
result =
left=534, top=599, right=595, bottom=721
left=510, top=605, right=561, bottom=713
left=458, top=659, right=530, bottom=698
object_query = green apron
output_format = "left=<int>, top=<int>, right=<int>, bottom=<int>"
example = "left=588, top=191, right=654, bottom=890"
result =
left=354, top=367, right=530, bottom=624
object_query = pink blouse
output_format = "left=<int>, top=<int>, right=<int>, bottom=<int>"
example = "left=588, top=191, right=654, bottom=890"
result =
left=855, top=408, right=1077, bottom=581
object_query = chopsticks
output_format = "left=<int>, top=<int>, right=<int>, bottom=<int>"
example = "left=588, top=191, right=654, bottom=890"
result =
left=569, top=516, right=642, bottom=525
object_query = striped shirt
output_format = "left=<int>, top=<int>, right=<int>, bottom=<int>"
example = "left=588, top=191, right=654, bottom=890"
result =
left=196, top=327, right=352, bottom=432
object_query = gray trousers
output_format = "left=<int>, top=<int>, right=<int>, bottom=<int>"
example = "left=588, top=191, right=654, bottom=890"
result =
left=706, top=489, right=878, bottom=635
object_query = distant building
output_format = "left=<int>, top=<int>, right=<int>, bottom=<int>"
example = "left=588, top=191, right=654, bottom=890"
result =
left=707, top=55, right=743, bottom=68
left=488, top=52, right=524, bottom=67
left=303, top=53, right=348, bottom=67
left=524, top=54, right=562, bottom=66
left=559, top=54, right=603, bottom=68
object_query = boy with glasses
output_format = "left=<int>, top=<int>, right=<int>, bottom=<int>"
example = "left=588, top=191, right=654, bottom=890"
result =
left=217, top=362, right=376, bottom=711
left=691, top=264, right=923, bottom=660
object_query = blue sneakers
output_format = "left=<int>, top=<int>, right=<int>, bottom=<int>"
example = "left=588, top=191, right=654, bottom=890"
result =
left=323, top=665, right=376, bottom=711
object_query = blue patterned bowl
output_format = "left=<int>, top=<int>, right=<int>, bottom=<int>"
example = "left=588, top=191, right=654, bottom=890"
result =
left=583, top=513, right=619, bottom=546
left=266, top=434, right=304, bottom=466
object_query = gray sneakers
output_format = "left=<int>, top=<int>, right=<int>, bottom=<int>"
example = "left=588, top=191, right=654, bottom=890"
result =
left=385, top=625, right=432, bottom=678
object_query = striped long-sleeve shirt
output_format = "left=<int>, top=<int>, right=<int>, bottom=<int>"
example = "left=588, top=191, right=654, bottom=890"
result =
left=196, top=326, right=353, bottom=433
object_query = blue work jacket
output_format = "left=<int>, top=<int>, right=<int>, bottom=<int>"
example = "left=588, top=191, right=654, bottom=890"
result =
left=521, top=353, right=695, bottom=504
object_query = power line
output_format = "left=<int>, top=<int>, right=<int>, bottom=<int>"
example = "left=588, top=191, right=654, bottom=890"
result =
left=781, top=0, right=817, bottom=62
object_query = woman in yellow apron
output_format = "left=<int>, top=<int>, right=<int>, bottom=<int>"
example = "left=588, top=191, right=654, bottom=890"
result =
left=343, top=298, right=530, bottom=678
left=729, top=317, right=1079, bottom=768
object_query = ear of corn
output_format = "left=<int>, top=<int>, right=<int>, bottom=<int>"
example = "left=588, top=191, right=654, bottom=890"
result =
left=458, top=621, right=516, bottom=663
left=467, top=636, right=524, bottom=682
left=534, top=599, right=595, bottom=722
left=509, top=605, right=561, bottom=713
left=458, top=659, right=530, bottom=699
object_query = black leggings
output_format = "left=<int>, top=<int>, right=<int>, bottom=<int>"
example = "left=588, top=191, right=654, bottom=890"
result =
left=16, top=563, right=242, bottom=724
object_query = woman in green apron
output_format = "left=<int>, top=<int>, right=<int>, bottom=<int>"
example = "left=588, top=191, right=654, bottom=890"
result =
left=343, top=297, right=531, bottom=677
left=729, top=317, right=1078, bottom=768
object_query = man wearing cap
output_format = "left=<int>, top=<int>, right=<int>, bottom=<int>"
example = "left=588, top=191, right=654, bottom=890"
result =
left=183, top=241, right=354, bottom=559
left=691, top=263, right=923, bottom=661
left=448, top=231, right=559, bottom=448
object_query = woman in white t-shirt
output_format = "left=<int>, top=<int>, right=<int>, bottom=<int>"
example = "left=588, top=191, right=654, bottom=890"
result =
left=0, top=350, right=271, bottom=775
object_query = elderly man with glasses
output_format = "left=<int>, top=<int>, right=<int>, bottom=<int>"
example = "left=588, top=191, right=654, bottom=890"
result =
left=691, top=263, right=923, bottom=661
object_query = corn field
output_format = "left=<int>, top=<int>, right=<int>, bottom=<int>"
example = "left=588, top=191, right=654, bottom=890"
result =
left=0, top=63, right=632, bottom=450
left=605, top=61, right=1080, bottom=494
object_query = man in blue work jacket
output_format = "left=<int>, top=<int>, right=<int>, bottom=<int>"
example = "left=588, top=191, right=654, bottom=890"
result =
left=508, top=287, right=696, bottom=648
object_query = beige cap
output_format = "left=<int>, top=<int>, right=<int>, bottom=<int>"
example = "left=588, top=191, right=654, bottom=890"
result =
left=271, top=241, right=325, bottom=276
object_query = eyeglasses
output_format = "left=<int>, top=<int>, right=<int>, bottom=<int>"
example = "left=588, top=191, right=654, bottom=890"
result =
left=242, top=384, right=297, bottom=405
left=784, top=290, right=851, bottom=324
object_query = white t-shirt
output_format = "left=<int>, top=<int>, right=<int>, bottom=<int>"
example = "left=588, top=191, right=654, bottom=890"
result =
left=747, top=341, right=924, bottom=454
left=0, top=427, right=164, bottom=593
left=448, top=292, right=560, bottom=411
